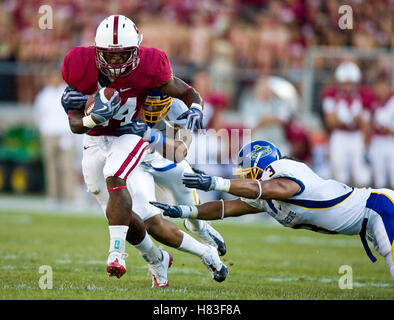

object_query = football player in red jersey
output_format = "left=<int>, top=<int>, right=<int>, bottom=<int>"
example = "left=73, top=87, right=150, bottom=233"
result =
left=60, top=15, right=204, bottom=287
left=322, top=61, right=371, bottom=187
left=365, top=72, right=394, bottom=189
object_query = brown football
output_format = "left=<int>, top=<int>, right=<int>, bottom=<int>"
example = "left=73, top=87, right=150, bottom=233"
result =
left=84, top=87, right=120, bottom=116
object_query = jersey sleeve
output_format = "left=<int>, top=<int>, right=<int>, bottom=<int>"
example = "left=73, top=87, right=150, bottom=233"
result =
left=61, top=47, right=98, bottom=94
left=150, top=49, right=173, bottom=88
left=261, top=159, right=309, bottom=196
left=240, top=197, right=266, bottom=211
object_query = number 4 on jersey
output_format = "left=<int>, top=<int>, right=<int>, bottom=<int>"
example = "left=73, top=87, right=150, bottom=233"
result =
left=112, top=97, right=137, bottom=126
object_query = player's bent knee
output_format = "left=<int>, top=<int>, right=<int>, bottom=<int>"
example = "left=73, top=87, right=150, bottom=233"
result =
left=145, top=215, right=178, bottom=237
left=144, top=215, right=164, bottom=234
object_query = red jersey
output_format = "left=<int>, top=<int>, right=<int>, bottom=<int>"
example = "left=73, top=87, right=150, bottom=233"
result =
left=62, top=46, right=172, bottom=136
left=365, top=90, right=394, bottom=136
left=322, top=85, right=364, bottom=131
left=284, top=119, right=311, bottom=163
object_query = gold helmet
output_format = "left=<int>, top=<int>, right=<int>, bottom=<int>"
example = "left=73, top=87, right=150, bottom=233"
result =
left=141, top=89, right=173, bottom=123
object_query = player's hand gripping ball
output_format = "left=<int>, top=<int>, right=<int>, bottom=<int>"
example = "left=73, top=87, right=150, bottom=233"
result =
left=85, top=87, right=121, bottom=123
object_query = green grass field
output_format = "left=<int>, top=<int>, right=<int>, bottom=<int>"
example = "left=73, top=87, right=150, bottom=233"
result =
left=0, top=209, right=393, bottom=300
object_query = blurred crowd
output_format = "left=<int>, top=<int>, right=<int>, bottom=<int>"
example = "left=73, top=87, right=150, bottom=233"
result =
left=0, top=0, right=393, bottom=204
left=0, top=0, right=393, bottom=102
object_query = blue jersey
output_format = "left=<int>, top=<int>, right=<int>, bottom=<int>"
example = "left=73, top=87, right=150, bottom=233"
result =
left=243, top=159, right=371, bottom=235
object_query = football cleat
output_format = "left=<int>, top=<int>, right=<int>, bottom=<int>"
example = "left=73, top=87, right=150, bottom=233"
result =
left=184, top=219, right=227, bottom=256
left=147, top=249, right=173, bottom=288
left=200, top=245, right=228, bottom=283
left=106, top=251, right=128, bottom=279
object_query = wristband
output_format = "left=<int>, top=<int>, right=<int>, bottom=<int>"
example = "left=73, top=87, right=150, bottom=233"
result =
left=182, top=85, right=192, bottom=102
left=82, top=115, right=97, bottom=128
left=179, top=205, right=198, bottom=218
left=253, top=180, right=263, bottom=201
left=189, top=205, right=198, bottom=218
left=212, top=177, right=231, bottom=192
left=220, top=199, right=225, bottom=220
left=179, top=139, right=189, bottom=152
left=190, top=103, right=203, bottom=112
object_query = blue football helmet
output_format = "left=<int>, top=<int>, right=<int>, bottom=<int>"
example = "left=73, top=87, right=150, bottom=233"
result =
left=235, top=140, right=281, bottom=180
left=141, top=89, right=173, bottom=123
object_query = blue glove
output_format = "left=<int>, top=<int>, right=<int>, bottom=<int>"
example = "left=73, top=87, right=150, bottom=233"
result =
left=61, top=86, right=88, bottom=113
left=182, top=172, right=214, bottom=191
left=115, top=119, right=148, bottom=137
left=176, top=104, right=203, bottom=130
left=91, top=91, right=121, bottom=123
left=149, top=201, right=190, bottom=218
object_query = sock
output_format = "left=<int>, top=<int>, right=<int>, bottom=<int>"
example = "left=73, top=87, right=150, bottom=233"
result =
left=134, top=232, right=162, bottom=264
left=177, top=231, right=208, bottom=257
left=109, top=225, right=129, bottom=254
left=185, top=218, right=206, bottom=232
left=384, top=253, right=394, bottom=280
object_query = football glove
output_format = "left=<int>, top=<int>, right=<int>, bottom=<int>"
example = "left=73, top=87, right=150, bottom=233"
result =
left=143, top=127, right=163, bottom=145
left=90, top=91, right=121, bottom=123
left=191, top=167, right=207, bottom=175
left=176, top=103, right=203, bottom=131
left=149, top=201, right=193, bottom=218
left=182, top=172, right=214, bottom=191
left=61, top=86, right=88, bottom=113
left=115, top=119, right=148, bottom=137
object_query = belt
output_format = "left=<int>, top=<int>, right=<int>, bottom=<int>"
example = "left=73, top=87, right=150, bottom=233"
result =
left=359, top=218, right=377, bottom=263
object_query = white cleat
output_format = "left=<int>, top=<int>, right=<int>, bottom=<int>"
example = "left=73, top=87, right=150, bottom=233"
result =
left=200, top=245, right=228, bottom=283
left=106, top=251, right=128, bottom=279
left=184, top=219, right=227, bottom=256
left=147, top=249, right=173, bottom=288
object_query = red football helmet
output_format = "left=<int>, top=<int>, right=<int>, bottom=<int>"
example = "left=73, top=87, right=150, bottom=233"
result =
left=94, top=15, right=143, bottom=79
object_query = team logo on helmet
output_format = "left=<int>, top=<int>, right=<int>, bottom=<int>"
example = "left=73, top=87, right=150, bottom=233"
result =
left=248, top=145, right=272, bottom=161
left=235, top=140, right=281, bottom=180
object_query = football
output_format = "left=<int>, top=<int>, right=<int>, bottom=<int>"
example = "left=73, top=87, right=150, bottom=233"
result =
left=84, top=87, right=120, bottom=116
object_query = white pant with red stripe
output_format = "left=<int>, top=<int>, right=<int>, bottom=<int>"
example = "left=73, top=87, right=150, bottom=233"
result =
left=81, top=134, right=150, bottom=218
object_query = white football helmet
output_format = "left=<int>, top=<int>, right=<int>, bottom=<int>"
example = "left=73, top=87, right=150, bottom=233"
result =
left=335, top=61, right=361, bottom=83
left=95, top=15, right=143, bottom=79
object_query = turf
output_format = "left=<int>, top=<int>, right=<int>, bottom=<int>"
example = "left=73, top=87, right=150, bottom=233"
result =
left=0, top=210, right=393, bottom=300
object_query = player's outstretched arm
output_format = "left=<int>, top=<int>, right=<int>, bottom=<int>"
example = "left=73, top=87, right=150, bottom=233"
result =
left=182, top=173, right=300, bottom=200
left=150, top=198, right=261, bottom=221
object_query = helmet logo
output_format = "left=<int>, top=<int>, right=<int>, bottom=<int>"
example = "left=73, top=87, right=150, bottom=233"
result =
left=248, top=145, right=272, bottom=160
